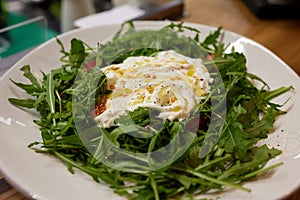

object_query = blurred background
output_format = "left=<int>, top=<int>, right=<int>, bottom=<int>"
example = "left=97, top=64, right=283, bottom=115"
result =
left=0, top=0, right=185, bottom=60
left=1, top=0, right=299, bottom=33
left=0, top=0, right=300, bottom=71
left=0, top=0, right=187, bottom=33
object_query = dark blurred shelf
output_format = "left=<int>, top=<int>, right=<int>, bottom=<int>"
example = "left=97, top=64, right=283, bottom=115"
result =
left=134, top=0, right=184, bottom=20
left=6, top=0, right=61, bottom=32
left=242, top=0, right=300, bottom=19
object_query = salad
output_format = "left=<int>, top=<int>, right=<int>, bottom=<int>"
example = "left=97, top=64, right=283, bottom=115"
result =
left=8, top=22, right=293, bottom=200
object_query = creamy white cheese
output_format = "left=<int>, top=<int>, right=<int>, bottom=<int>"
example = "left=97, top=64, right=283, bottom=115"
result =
left=94, top=50, right=211, bottom=128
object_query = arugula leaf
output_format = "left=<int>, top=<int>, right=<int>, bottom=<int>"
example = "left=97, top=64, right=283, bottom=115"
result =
left=69, top=38, right=87, bottom=68
left=8, top=98, right=35, bottom=108
left=44, top=73, right=56, bottom=114
left=20, top=65, right=42, bottom=89
left=201, top=27, right=222, bottom=50
left=219, top=145, right=281, bottom=180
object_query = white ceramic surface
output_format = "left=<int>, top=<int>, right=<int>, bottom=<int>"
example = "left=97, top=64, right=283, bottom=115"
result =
left=0, top=21, right=299, bottom=200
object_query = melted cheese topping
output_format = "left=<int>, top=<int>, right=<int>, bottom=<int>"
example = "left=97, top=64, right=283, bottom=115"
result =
left=94, top=50, right=210, bottom=128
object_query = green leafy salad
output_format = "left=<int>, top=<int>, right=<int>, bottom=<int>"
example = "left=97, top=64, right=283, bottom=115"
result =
left=8, top=22, right=293, bottom=200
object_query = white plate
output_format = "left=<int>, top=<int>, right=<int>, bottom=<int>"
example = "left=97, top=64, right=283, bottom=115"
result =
left=0, top=21, right=299, bottom=200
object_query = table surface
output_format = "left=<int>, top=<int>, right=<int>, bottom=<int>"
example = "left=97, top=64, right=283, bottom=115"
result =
left=0, top=0, right=299, bottom=199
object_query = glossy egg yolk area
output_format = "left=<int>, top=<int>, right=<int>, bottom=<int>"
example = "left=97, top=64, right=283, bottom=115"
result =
left=94, top=50, right=211, bottom=128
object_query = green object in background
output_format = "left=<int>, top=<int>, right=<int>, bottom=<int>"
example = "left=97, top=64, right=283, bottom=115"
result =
left=0, top=12, right=58, bottom=59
